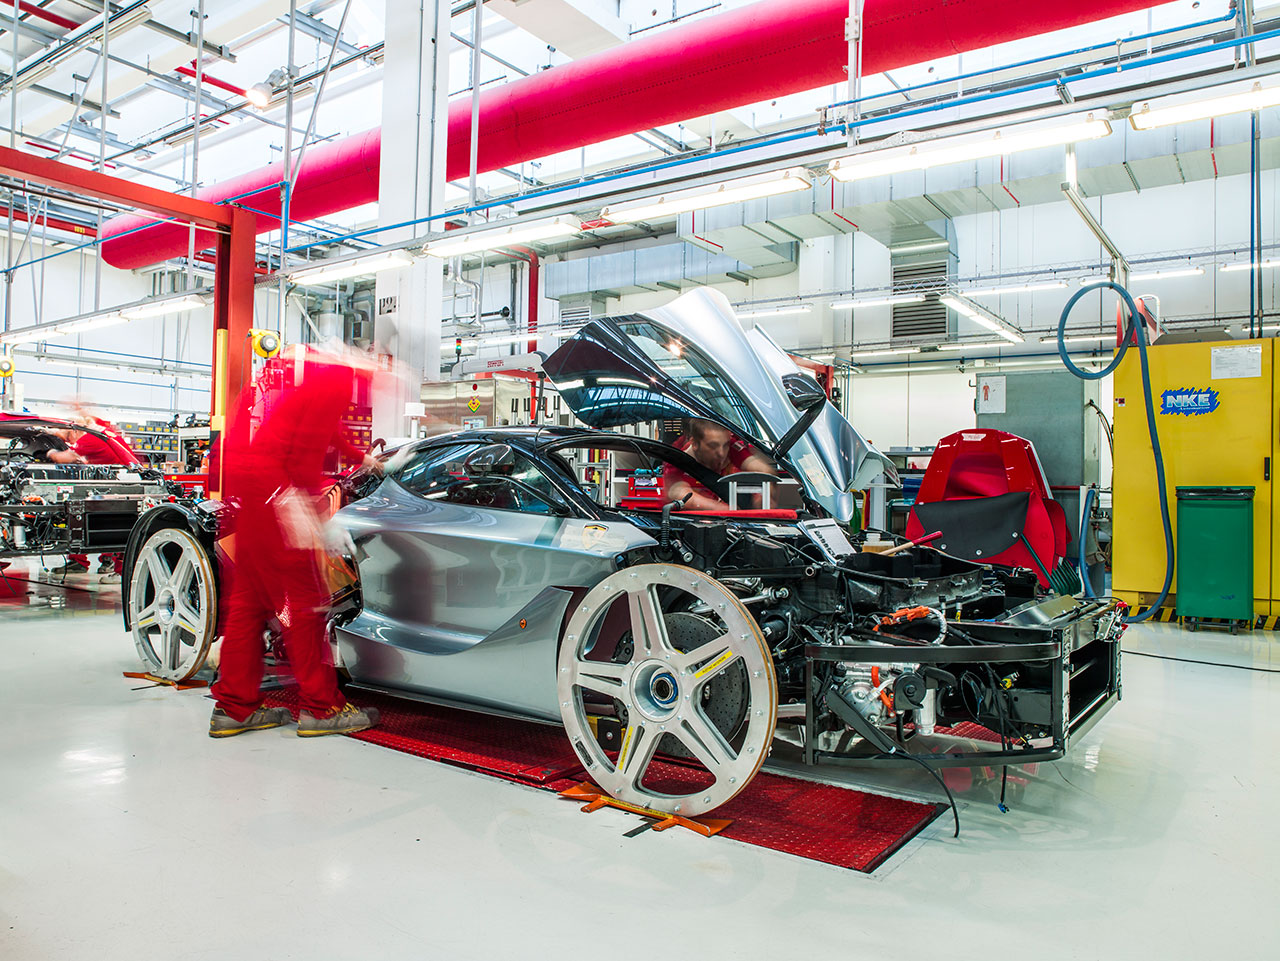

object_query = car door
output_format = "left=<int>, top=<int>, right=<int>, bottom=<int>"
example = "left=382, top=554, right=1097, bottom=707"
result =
left=333, top=440, right=656, bottom=720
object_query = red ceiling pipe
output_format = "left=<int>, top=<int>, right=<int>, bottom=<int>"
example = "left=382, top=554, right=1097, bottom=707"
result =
left=1, top=204, right=94, bottom=236
left=99, top=0, right=1157, bottom=270
left=1, top=1, right=79, bottom=31
left=506, top=245, right=541, bottom=417
left=506, top=245, right=540, bottom=355
left=175, top=63, right=253, bottom=100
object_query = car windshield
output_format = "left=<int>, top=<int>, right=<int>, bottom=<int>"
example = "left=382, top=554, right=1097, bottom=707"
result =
left=546, top=438, right=798, bottom=514
left=615, top=319, right=765, bottom=441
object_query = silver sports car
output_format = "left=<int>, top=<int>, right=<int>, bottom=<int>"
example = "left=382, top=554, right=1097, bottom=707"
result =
left=124, top=289, right=1123, bottom=816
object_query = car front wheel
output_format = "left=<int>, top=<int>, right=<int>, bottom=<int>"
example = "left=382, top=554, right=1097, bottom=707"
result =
left=129, top=526, right=217, bottom=682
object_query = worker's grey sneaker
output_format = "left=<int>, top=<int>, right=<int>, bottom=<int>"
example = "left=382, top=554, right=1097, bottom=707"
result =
left=296, top=702, right=380, bottom=737
left=47, top=559, right=88, bottom=575
left=209, top=706, right=293, bottom=738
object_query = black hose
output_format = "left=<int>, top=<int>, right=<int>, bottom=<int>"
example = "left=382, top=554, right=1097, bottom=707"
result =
left=1079, top=486, right=1098, bottom=599
left=1056, top=282, right=1172, bottom=623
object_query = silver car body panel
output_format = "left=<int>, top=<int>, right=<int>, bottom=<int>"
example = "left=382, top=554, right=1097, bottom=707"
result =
left=744, top=324, right=898, bottom=516
left=334, top=480, right=657, bottom=721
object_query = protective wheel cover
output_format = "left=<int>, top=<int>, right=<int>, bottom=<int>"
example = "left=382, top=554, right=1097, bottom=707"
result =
left=129, top=527, right=217, bottom=681
left=557, top=564, right=777, bottom=817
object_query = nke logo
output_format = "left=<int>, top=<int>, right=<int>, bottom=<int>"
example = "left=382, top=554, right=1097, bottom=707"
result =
left=1160, top=387, right=1220, bottom=416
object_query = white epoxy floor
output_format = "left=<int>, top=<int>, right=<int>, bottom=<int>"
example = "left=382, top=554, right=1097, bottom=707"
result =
left=1, top=572, right=1278, bottom=960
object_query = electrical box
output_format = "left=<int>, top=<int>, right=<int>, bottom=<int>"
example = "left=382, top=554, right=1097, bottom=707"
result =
left=1112, top=338, right=1273, bottom=618
left=976, top=369, right=1102, bottom=546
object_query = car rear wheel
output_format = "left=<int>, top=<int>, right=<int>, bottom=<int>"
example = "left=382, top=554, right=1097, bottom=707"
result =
left=557, top=563, right=777, bottom=817
left=129, top=526, right=217, bottom=681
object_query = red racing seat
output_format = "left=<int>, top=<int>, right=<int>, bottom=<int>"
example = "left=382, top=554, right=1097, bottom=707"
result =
left=905, top=429, right=1068, bottom=588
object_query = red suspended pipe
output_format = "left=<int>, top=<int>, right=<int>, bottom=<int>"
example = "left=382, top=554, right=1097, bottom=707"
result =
left=1, top=204, right=95, bottom=236
left=99, top=0, right=1158, bottom=270
left=0, top=1, right=79, bottom=31
left=174, top=63, right=254, bottom=100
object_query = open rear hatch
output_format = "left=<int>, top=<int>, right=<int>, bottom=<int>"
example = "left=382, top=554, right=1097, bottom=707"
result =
left=543, top=288, right=896, bottom=522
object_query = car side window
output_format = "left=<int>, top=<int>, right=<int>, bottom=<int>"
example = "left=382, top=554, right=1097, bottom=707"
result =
left=392, top=442, right=482, bottom=497
left=393, top=442, right=569, bottom=515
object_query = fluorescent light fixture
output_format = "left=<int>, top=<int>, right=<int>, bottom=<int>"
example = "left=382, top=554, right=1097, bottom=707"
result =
left=600, top=168, right=813, bottom=225
left=290, top=249, right=416, bottom=284
left=120, top=294, right=207, bottom=320
left=0, top=305, right=132, bottom=345
left=939, top=295, right=1024, bottom=343
left=423, top=217, right=581, bottom=258
left=851, top=347, right=921, bottom=358
left=985, top=356, right=1105, bottom=371
left=828, top=112, right=1112, bottom=183
left=966, top=280, right=1068, bottom=297
left=1039, top=332, right=1114, bottom=345
left=830, top=293, right=927, bottom=310
left=1220, top=259, right=1280, bottom=273
left=23, top=350, right=212, bottom=380
left=1130, top=81, right=1280, bottom=131
left=1128, top=267, right=1204, bottom=282
left=14, top=5, right=152, bottom=91
left=473, top=330, right=569, bottom=347
left=53, top=314, right=128, bottom=337
left=890, top=240, right=951, bottom=254
left=854, top=361, right=967, bottom=375
left=936, top=340, right=1011, bottom=351
left=735, top=304, right=814, bottom=319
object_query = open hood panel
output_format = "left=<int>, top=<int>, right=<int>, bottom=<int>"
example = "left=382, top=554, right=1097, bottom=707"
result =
left=542, top=288, right=896, bottom=521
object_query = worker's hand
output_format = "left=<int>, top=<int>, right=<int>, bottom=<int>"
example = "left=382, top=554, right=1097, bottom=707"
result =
left=361, top=453, right=384, bottom=474
left=322, top=520, right=357, bottom=557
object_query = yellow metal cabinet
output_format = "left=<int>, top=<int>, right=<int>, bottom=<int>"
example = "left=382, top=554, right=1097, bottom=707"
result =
left=1112, top=338, right=1273, bottom=617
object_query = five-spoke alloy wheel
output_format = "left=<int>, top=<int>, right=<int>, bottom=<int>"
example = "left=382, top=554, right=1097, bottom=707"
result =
left=557, top=564, right=777, bottom=817
left=129, top=527, right=217, bottom=681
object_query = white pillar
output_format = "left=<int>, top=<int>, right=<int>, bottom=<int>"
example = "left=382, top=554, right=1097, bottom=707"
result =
left=374, top=0, right=450, bottom=441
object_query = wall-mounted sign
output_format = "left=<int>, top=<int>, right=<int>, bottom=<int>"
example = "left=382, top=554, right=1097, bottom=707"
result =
left=1210, top=344, right=1261, bottom=380
left=1160, top=387, right=1220, bottom=416
left=976, top=375, right=1006, bottom=414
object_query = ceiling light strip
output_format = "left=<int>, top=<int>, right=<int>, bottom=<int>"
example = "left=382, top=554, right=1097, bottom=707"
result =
left=828, top=112, right=1112, bottom=183
left=600, top=168, right=813, bottom=225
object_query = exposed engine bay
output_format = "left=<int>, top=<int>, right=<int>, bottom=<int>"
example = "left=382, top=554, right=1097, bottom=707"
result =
left=608, top=508, right=1124, bottom=774
left=1, top=423, right=181, bottom=558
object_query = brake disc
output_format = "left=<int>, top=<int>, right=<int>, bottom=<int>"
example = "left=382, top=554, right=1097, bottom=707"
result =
left=558, top=563, right=777, bottom=817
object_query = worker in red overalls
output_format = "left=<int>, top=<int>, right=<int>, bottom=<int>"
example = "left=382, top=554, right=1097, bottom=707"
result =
left=46, top=411, right=141, bottom=581
left=663, top=418, right=776, bottom=511
left=209, top=346, right=384, bottom=738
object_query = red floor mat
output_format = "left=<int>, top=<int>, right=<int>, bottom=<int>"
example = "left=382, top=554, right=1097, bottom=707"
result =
left=262, top=685, right=942, bottom=872
left=262, top=686, right=584, bottom=784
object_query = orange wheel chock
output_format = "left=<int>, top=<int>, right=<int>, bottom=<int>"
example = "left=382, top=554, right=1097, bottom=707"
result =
left=559, top=782, right=733, bottom=837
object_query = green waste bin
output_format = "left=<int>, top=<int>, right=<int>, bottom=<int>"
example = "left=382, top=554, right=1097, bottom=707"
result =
left=1175, top=486, right=1254, bottom=627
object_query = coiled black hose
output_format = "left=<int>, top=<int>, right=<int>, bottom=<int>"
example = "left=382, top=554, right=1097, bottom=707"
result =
left=1056, top=282, right=1171, bottom=623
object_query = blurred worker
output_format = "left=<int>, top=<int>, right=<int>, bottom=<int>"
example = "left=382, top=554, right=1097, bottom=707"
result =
left=46, top=410, right=141, bottom=580
left=209, top=345, right=384, bottom=739
left=663, top=418, right=776, bottom=511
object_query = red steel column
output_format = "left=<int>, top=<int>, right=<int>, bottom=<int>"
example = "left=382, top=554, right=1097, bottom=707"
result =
left=210, top=206, right=256, bottom=498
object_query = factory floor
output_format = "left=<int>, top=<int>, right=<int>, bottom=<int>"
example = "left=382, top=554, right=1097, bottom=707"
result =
left=1, top=565, right=1277, bottom=961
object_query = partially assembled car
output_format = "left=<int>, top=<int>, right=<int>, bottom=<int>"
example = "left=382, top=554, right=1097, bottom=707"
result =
left=0, top=413, right=185, bottom=563
left=122, top=288, right=1124, bottom=816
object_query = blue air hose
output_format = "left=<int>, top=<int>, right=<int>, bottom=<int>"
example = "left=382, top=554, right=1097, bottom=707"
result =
left=1056, top=282, right=1172, bottom=623
left=1079, top=485, right=1098, bottom=599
